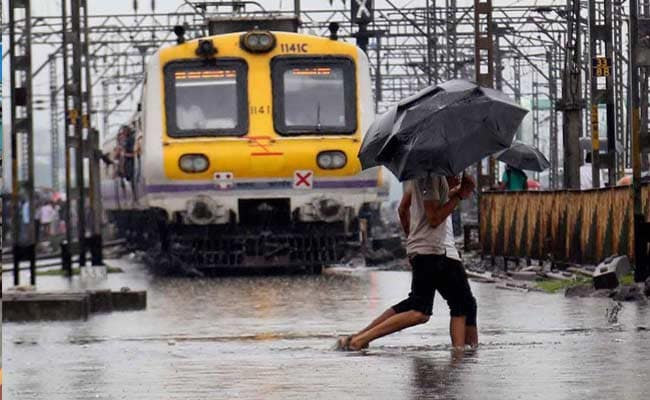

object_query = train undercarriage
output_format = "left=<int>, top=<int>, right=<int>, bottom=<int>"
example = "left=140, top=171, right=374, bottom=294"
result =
left=108, top=207, right=361, bottom=276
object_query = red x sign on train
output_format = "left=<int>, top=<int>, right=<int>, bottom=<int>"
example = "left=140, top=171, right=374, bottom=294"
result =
left=293, top=170, right=313, bottom=189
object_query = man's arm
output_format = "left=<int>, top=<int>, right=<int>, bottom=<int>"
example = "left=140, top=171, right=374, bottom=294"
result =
left=423, top=175, right=475, bottom=228
left=423, top=194, right=461, bottom=228
left=398, top=190, right=412, bottom=236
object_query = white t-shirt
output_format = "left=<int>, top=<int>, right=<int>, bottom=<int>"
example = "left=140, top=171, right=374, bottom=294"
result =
left=405, top=176, right=461, bottom=261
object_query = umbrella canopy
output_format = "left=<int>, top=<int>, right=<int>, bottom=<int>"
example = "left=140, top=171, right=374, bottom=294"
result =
left=358, top=106, right=398, bottom=170
left=495, top=141, right=550, bottom=172
left=359, top=79, right=528, bottom=181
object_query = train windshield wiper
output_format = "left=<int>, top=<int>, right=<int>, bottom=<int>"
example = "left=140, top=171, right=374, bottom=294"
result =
left=316, top=101, right=322, bottom=132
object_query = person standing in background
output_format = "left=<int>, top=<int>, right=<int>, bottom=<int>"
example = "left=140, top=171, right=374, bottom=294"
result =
left=500, top=165, right=528, bottom=191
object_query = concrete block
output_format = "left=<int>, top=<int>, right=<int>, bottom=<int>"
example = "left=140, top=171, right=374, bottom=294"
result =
left=111, top=289, right=147, bottom=311
left=3, top=292, right=90, bottom=322
left=593, top=259, right=620, bottom=290
left=88, top=290, right=114, bottom=313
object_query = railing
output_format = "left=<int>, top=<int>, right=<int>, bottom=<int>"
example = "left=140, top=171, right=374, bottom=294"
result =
left=479, top=184, right=650, bottom=263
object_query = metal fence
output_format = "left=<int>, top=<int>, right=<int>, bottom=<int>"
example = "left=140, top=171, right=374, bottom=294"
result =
left=479, top=184, right=650, bottom=263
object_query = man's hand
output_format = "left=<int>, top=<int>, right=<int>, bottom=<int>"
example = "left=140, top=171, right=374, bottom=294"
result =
left=446, top=175, right=461, bottom=190
left=459, top=175, right=476, bottom=199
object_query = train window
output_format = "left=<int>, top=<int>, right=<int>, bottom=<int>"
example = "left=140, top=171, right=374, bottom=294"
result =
left=164, top=60, right=248, bottom=137
left=271, top=57, right=356, bottom=135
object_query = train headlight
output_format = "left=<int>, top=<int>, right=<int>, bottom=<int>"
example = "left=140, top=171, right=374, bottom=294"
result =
left=317, top=151, right=347, bottom=170
left=240, top=31, right=276, bottom=53
left=179, top=154, right=209, bottom=173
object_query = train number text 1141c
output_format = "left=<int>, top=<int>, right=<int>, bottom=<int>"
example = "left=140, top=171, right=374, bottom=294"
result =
left=279, top=43, right=309, bottom=53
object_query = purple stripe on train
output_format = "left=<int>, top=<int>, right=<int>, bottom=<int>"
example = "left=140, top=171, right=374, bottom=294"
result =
left=144, top=180, right=378, bottom=194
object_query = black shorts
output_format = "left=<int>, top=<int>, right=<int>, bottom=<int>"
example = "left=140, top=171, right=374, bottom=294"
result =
left=391, top=254, right=477, bottom=326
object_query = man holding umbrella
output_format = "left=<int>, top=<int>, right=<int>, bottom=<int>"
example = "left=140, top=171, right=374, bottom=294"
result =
left=344, top=79, right=528, bottom=351
left=336, top=173, right=478, bottom=351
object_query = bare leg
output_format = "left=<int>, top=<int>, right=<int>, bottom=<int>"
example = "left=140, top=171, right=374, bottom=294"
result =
left=465, top=325, right=478, bottom=348
left=349, top=310, right=429, bottom=350
left=449, top=316, right=466, bottom=348
left=354, top=307, right=397, bottom=336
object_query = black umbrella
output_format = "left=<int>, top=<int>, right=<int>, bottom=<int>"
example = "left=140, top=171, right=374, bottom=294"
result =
left=358, top=106, right=398, bottom=170
left=358, top=79, right=528, bottom=181
left=495, top=141, right=550, bottom=172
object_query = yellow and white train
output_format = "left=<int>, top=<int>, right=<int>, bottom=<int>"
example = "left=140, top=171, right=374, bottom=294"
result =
left=102, top=18, right=387, bottom=274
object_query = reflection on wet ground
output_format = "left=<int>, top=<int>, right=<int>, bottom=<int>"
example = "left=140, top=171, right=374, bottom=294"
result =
left=4, top=259, right=650, bottom=399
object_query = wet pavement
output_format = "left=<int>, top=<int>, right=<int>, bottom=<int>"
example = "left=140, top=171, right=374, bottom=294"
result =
left=3, top=258, right=650, bottom=400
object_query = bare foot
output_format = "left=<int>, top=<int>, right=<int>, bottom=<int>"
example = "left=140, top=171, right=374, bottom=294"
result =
left=348, top=336, right=369, bottom=351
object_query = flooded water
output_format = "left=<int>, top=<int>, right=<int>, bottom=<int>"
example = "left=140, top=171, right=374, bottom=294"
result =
left=4, top=258, right=650, bottom=399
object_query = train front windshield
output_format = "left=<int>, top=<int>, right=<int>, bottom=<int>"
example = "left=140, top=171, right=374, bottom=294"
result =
left=272, top=58, right=357, bottom=135
left=164, top=60, right=248, bottom=137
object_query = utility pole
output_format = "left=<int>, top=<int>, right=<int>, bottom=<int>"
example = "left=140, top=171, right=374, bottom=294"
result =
left=84, top=1, right=104, bottom=266
left=612, top=1, right=627, bottom=176
left=425, top=0, right=433, bottom=85
left=294, top=0, right=300, bottom=19
left=588, top=0, right=617, bottom=188
left=352, top=0, right=373, bottom=53
left=629, top=0, right=649, bottom=282
left=548, top=48, right=560, bottom=189
left=9, top=0, right=37, bottom=286
left=474, top=0, right=496, bottom=188
left=560, top=0, right=583, bottom=189
left=513, top=56, right=522, bottom=140
left=532, top=76, right=540, bottom=152
left=445, top=0, right=458, bottom=80
left=61, top=0, right=103, bottom=270
left=49, top=54, right=60, bottom=192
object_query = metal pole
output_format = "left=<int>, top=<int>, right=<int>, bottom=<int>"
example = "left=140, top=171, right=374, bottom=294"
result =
left=61, top=0, right=73, bottom=276
left=83, top=0, right=104, bottom=266
left=102, top=80, right=109, bottom=144
left=9, top=0, right=36, bottom=286
left=446, top=0, right=458, bottom=80
left=513, top=56, right=522, bottom=140
left=588, top=0, right=601, bottom=189
left=294, top=0, right=300, bottom=19
left=9, top=0, right=21, bottom=286
left=426, top=0, right=433, bottom=85
left=629, top=0, right=648, bottom=282
left=49, top=54, right=60, bottom=192
left=548, top=49, right=559, bottom=189
left=71, top=0, right=87, bottom=267
left=375, top=34, right=382, bottom=113
left=474, top=0, right=495, bottom=188
left=561, top=0, right=583, bottom=189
